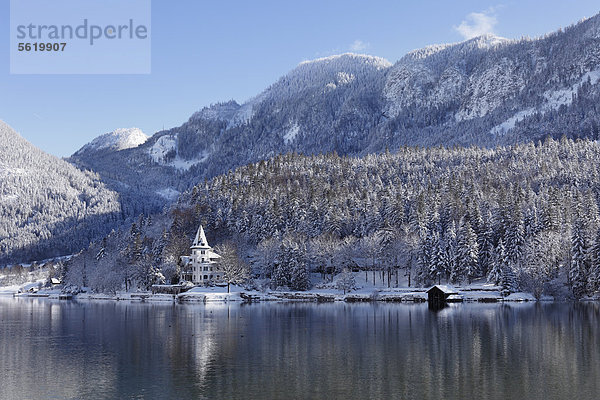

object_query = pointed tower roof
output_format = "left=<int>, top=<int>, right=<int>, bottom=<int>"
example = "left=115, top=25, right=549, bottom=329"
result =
left=191, top=225, right=210, bottom=249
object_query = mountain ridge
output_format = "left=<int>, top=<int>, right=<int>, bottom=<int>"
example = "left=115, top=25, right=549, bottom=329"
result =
left=69, top=13, right=600, bottom=212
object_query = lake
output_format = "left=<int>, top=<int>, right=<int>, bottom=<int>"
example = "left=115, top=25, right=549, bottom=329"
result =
left=0, top=298, right=599, bottom=400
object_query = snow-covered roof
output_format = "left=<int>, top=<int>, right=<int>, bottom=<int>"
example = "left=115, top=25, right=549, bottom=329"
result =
left=427, top=285, right=459, bottom=294
left=191, top=225, right=210, bottom=249
left=208, top=250, right=221, bottom=259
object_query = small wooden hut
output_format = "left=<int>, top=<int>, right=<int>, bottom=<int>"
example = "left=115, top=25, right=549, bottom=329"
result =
left=427, top=285, right=459, bottom=306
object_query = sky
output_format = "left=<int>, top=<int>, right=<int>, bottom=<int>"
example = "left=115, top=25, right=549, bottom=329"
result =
left=1, top=0, right=599, bottom=157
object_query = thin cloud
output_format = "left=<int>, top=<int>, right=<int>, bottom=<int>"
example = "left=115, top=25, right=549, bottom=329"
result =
left=454, top=11, right=498, bottom=39
left=349, top=40, right=369, bottom=52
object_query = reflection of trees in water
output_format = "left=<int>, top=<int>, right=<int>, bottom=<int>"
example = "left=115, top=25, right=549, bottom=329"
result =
left=0, top=299, right=246, bottom=399
left=0, top=298, right=119, bottom=399
left=164, top=303, right=246, bottom=394
left=2, top=300, right=600, bottom=399
left=197, top=303, right=600, bottom=399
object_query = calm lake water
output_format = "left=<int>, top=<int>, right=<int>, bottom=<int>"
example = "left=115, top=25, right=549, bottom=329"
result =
left=1, top=298, right=599, bottom=400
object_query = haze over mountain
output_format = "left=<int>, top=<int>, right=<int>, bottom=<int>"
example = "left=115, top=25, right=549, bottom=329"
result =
left=69, top=14, right=600, bottom=214
left=0, top=121, right=124, bottom=264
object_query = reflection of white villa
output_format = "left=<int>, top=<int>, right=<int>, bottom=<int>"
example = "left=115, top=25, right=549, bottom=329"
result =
left=180, top=225, right=222, bottom=284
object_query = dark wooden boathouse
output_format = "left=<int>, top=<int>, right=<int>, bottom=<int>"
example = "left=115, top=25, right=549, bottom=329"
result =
left=427, top=285, right=459, bottom=307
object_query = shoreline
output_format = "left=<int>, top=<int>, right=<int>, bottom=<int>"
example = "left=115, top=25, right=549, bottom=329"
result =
left=3, top=286, right=559, bottom=304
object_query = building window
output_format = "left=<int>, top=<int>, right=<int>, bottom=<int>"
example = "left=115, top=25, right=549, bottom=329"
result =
left=203, top=275, right=208, bottom=280
left=201, top=250, right=205, bottom=255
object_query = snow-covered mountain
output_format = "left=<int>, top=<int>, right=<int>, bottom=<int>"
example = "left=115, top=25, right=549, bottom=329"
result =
left=381, top=16, right=600, bottom=145
left=69, top=52, right=392, bottom=208
left=0, top=121, right=124, bottom=264
left=70, top=14, right=600, bottom=211
left=73, top=127, right=148, bottom=156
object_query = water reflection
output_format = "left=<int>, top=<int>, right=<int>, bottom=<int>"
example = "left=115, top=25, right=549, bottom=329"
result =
left=1, top=299, right=599, bottom=400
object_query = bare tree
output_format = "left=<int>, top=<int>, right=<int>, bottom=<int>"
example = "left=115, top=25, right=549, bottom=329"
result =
left=336, top=268, right=356, bottom=294
left=216, top=242, right=250, bottom=293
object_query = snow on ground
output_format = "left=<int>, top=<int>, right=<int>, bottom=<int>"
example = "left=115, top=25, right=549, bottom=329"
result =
left=3, top=271, right=551, bottom=303
left=179, top=285, right=248, bottom=302
left=491, top=68, right=600, bottom=136
left=0, top=279, right=46, bottom=296
left=490, top=107, right=536, bottom=136
left=504, top=292, right=537, bottom=302
left=148, top=134, right=209, bottom=170
left=148, top=135, right=177, bottom=163
left=167, top=153, right=209, bottom=170
left=283, top=124, right=300, bottom=144
left=155, top=188, right=180, bottom=201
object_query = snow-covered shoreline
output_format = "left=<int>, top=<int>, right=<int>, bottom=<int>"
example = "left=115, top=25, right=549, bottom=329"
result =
left=0, top=270, right=574, bottom=304
left=2, top=284, right=553, bottom=304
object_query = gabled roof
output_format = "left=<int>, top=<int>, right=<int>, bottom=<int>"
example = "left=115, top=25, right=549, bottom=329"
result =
left=208, top=250, right=221, bottom=259
left=427, top=285, right=459, bottom=295
left=191, top=225, right=210, bottom=249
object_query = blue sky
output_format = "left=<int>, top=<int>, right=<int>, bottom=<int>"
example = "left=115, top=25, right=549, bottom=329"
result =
left=1, top=0, right=599, bottom=157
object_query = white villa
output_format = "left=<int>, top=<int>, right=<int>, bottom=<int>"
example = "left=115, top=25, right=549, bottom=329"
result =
left=179, top=225, right=222, bottom=284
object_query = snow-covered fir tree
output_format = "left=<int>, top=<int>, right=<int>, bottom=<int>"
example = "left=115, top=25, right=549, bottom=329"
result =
left=501, top=263, right=518, bottom=297
left=457, top=220, right=479, bottom=284
left=487, top=239, right=506, bottom=285
left=588, top=227, right=600, bottom=295
left=570, top=219, right=590, bottom=299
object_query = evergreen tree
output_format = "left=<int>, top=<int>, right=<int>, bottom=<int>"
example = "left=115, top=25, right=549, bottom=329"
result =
left=488, top=239, right=506, bottom=285
left=443, top=222, right=458, bottom=282
left=504, top=217, right=525, bottom=268
left=272, top=261, right=290, bottom=289
left=501, top=263, right=517, bottom=297
left=570, top=221, right=590, bottom=299
left=290, top=257, right=310, bottom=291
left=588, top=227, right=600, bottom=295
left=478, top=222, right=494, bottom=278
left=418, top=229, right=434, bottom=286
left=457, top=220, right=479, bottom=284
left=429, top=230, right=444, bottom=284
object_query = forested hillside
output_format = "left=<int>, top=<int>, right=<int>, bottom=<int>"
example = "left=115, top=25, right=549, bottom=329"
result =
left=67, top=138, right=600, bottom=299
left=0, top=121, right=123, bottom=264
